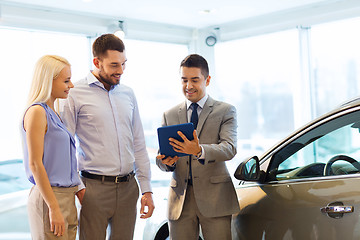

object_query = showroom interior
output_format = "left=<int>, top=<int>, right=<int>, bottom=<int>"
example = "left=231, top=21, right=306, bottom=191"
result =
left=1, top=0, right=360, bottom=239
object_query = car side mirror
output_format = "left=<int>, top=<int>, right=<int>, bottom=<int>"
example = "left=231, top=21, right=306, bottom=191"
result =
left=234, top=156, right=260, bottom=181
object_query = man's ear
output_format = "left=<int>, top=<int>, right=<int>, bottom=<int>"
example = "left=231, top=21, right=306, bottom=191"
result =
left=93, top=57, right=100, bottom=69
left=205, top=75, right=211, bottom=86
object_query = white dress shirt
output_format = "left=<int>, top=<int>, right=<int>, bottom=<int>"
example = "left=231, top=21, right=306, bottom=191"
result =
left=60, top=72, right=151, bottom=193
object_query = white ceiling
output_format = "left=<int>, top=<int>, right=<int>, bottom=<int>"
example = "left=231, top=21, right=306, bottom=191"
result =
left=0, top=0, right=333, bottom=28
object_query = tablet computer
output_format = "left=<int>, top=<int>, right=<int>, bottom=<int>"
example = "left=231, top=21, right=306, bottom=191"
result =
left=157, top=123, right=194, bottom=157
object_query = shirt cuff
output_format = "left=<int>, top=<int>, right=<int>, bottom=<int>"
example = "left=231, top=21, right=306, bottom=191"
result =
left=77, top=177, right=86, bottom=192
left=196, top=146, right=205, bottom=165
left=138, top=180, right=152, bottom=195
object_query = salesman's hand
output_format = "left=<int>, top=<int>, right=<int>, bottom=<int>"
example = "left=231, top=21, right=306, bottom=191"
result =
left=156, top=154, right=179, bottom=166
left=169, top=130, right=201, bottom=156
left=140, top=192, right=155, bottom=219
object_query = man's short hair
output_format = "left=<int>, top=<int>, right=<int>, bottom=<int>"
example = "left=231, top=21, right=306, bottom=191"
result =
left=92, top=34, right=125, bottom=58
left=180, top=54, right=209, bottom=78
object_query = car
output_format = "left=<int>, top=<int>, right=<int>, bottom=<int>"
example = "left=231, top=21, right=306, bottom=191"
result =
left=232, top=98, right=360, bottom=239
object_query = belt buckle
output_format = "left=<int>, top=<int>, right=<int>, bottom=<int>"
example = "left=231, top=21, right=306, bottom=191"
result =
left=115, top=173, right=132, bottom=183
left=115, top=176, right=120, bottom=183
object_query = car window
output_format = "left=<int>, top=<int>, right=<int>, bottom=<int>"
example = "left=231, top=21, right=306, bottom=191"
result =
left=267, top=109, right=360, bottom=181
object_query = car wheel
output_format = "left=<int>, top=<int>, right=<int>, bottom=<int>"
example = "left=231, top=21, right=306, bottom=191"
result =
left=154, top=223, right=203, bottom=240
left=154, top=224, right=169, bottom=240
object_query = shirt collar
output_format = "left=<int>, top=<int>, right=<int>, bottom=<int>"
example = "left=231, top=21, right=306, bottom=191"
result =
left=87, top=71, right=99, bottom=85
left=86, top=71, right=114, bottom=90
left=186, top=94, right=208, bottom=110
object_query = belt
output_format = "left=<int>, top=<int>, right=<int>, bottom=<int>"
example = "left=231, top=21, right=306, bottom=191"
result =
left=81, top=171, right=134, bottom=183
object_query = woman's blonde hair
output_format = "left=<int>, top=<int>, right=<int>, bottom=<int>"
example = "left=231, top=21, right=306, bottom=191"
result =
left=26, top=55, right=70, bottom=107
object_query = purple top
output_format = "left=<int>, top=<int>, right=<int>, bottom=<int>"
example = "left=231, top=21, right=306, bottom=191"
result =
left=22, top=103, right=80, bottom=187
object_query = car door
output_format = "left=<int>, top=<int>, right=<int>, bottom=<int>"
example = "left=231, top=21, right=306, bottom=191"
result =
left=233, top=106, right=360, bottom=240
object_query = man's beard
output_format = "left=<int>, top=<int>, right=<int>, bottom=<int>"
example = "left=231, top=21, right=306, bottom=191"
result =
left=99, top=71, right=120, bottom=87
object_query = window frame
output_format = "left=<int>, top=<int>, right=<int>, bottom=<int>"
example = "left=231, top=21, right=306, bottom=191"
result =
left=260, top=104, right=360, bottom=183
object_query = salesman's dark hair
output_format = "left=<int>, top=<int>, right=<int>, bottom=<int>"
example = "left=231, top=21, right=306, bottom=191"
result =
left=92, top=34, right=125, bottom=58
left=180, top=54, right=209, bottom=78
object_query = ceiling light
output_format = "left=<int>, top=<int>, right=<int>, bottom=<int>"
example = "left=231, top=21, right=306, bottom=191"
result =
left=107, top=20, right=126, bottom=40
left=114, top=29, right=125, bottom=40
left=114, top=21, right=125, bottom=39
left=199, top=9, right=216, bottom=15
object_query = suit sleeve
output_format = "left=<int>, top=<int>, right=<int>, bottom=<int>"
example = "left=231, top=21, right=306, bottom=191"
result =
left=156, top=112, right=176, bottom=172
left=201, top=105, right=237, bottom=164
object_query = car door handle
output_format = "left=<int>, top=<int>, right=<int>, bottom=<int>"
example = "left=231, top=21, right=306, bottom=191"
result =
left=320, top=205, right=354, bottom=214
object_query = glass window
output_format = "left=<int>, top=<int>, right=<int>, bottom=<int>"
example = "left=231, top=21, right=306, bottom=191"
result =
left=311, top=17, right=360, bottom=116
left=0, top=31, right=188, bottom=239
left=121, top=39, right=188, bottom=187
left=214, top=29, right=301, bottom=163
left=269, top=107, right=360, bottom=181
left=0, top=27, right=90, bottom=162
left=0, top=27, right=90, bottom=239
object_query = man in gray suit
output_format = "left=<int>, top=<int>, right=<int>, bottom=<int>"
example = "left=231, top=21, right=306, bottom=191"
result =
left=156, top=54, right=240, bottom=240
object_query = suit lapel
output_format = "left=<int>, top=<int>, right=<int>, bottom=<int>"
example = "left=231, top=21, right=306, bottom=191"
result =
left=176, top=98, right=215, bottom=137
left=197, top=96, right=214, bottom=137
left=178, top=101, right=188, bottom=124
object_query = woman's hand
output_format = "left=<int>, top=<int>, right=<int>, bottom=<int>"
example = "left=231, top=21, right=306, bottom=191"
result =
left=49, top=206, right=65, bottom=237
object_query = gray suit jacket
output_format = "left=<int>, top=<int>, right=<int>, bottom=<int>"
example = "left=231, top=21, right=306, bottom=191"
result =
left=156, top=96, right=240, bottom=220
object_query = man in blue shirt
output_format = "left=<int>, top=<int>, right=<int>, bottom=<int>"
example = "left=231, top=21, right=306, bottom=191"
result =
left=61, top=34, right=154, bottom=240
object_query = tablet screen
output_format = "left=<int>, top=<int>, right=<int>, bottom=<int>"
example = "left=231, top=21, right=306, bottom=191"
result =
left=157, top=123, right=194, bottom=157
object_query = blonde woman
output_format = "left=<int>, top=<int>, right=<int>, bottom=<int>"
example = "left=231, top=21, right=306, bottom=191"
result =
left=21, top=55, right=80, bottom=239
